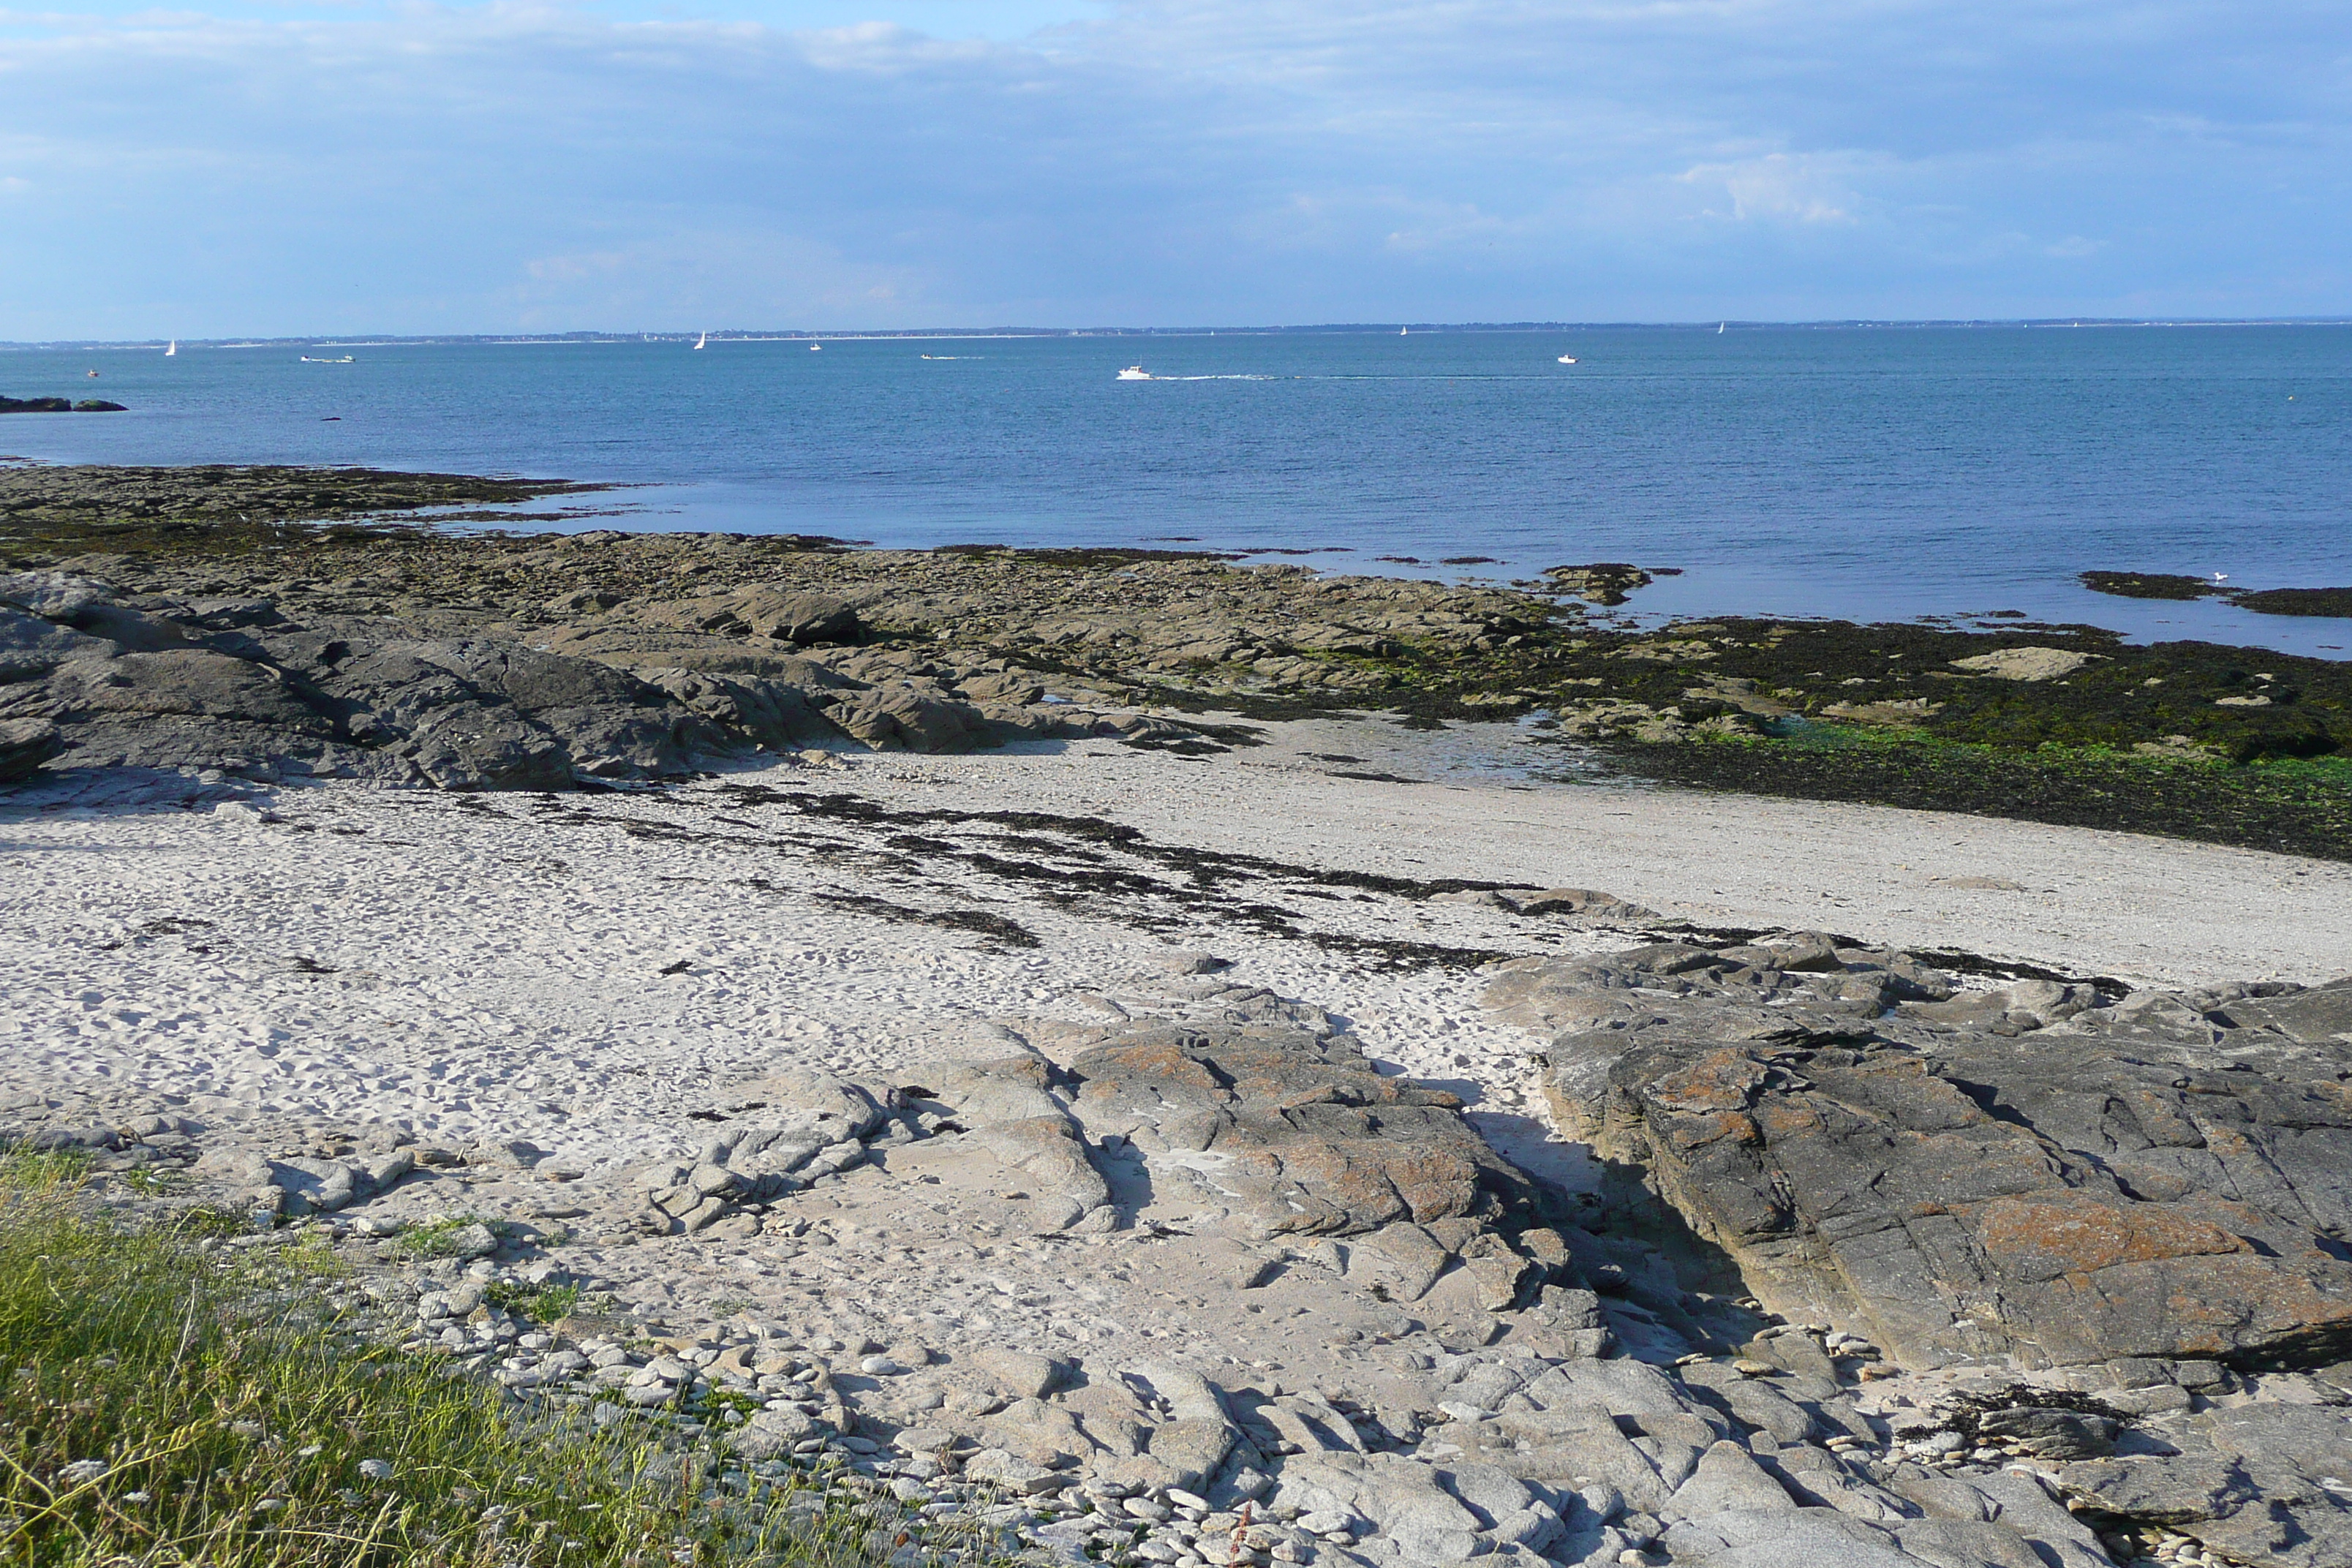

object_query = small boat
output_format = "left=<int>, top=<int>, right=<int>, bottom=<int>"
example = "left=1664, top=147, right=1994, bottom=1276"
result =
left=1117, top=365, right=1152, bottom=380
left=693, top=332, right=707, bottom=350
left=809, top=342, right=822, bottom=351
left=1400, top=326, right=1408, bottom=336
left=86, top=369, right=99, bottom=377
left=1718, top=322, right=1726, bottom=334
left=1557, top=355, right=1577, bottom=364
left=299, top=355, right=354, bottom=363
left=165, top=339, right=176, bottom=357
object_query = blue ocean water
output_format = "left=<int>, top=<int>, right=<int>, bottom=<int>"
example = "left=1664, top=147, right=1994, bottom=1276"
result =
left=3, top=325, right=2348, bottom=655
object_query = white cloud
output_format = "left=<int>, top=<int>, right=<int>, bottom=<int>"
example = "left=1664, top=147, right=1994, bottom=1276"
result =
left=0, top=0, right=2345, bottom=333
left=1676, top=152, right=1873, bottom=225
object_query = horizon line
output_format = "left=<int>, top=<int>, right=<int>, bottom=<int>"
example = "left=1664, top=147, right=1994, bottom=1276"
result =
left=8, top=316, right=2352, bottom=350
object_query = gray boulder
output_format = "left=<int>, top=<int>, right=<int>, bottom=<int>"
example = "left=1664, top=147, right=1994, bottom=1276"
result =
left=1489, top=941, right=2352, bottom=1371
left=0, top=717, right=61, bottom=783
left=1063, top=1019, right=1532, bottom=1240
left=633, top=586, right=860, bottom=645
left=2062, top=1404, right=2352, bottom=1568
left=0, top=606, right=115, bottom=681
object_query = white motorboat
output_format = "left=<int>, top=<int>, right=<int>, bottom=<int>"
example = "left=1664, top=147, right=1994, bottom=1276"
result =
left=300, top=355, right=354, bottom=363
left=1117, top=365, right=1152, bottom=380
left=1557, top=355, right=1577, bottom=364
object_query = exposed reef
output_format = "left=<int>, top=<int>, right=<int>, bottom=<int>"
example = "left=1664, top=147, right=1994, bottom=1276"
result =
left=0, top=464, right=2347, bottom=859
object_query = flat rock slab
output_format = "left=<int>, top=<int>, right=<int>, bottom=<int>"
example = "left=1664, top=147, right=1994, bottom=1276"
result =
left=1490, top=939, right=2352, bottom=1373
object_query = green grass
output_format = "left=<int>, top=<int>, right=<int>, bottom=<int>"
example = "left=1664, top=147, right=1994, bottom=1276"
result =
left=1612, top=724, right=2352, bottom=861
left=385, top=1215, right=508, bottom=1262
left=481, top=1282, right=580, bottom=1326
left=0, top=1173, right=955, bottom=1568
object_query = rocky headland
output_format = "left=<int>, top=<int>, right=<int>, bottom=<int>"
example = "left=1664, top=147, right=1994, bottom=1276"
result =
left=3, top=463, right=2351, bottom=1568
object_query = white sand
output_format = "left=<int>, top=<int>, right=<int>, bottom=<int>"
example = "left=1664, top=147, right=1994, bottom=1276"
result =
left=4, top=725, right=2346, bottom=1180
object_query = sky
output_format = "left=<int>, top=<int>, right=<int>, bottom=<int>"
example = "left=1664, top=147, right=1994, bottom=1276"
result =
left=0, top=0, right=2347, bottom=336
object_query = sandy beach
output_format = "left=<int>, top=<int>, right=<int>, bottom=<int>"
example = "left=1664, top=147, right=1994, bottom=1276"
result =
left=7, top=501, right=2352, bottom=1568
left=10, top=725, right=2348, bottom=1168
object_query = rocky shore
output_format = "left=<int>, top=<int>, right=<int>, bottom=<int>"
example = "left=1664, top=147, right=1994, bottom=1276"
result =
left=3, top=463, right=2351, bottom=1568
left=4, top=463, right=2348, bottom=856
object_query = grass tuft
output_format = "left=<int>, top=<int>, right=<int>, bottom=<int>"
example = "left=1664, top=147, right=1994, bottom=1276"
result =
left=0, top=1187, right=935, bottom=1567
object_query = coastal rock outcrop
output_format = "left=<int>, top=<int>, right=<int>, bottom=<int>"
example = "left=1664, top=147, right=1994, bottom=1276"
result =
left=1488, top=939, right=2352, bottom=1374
left=0, top=395, right=125, bottom=414
left=0, top=569, right=1189, bottom=788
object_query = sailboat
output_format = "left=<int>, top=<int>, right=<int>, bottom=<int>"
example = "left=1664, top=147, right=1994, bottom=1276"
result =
left=165, top=339, right=176, bottom=357
left=1400, top=326, right=1409, bottom=336
left=693, top=331, right=707, bottom=350
left=1718, top=322, right=1726, bottom=334
left=809, top=342, right=822, bottom=351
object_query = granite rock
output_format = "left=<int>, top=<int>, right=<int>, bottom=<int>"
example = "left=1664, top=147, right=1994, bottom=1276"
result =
left=1490, top=941, right=2352, bottom=1371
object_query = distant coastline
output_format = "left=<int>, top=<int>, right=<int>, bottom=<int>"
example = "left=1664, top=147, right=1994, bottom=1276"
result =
left=10, top=316, right=2352, bottom=353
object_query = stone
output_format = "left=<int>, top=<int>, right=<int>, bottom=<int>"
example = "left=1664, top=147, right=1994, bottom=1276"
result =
left=1066, top=1020, right=1529, bottom=1240
left=1504, top=889, right=1660, bottom=924
left=1949, top=647, right=2095, bottom=682
left=0, top=717, right=61, bottom=783
left=44, top=649, right=330, bottom=730
left=822, top=685, right=1000, bottom=754
left=1145, top=1420, right=1236, bottom=1491
left=0, top=606, right=114, bottom=682
left=636, top=587, right=861, bottom=646
left=973, top=1347, right=1066, bottom=1400
left=1356, top=1224, right=1452, bottom=1302
left=1490, top=941, right=2352, bottom=1370
left=1974, top=1406, right=2117, bottom=1460
left=1657, top=1508, right=1930, bottom=1567
left=1662, top=1442, right=1796, bottom=1520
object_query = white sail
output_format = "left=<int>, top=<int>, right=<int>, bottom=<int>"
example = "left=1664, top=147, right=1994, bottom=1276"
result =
left=694, top=331, right=707, bottom=350
left=165, top=339, right=176, bottom=356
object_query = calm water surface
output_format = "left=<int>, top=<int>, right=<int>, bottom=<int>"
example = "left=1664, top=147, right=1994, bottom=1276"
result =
left=4, top=326, right=2348, bottom=655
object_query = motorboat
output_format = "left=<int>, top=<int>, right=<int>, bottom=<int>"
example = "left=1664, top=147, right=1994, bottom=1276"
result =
left=1117, top=365, right=1152, bottom=380
left=300, top=355, right=354, bottom=363
left=1557, top=355, right=1577, bottom=364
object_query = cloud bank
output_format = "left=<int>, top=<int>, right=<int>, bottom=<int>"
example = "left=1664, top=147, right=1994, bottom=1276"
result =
left=1, top=0, right=2345, bottom=333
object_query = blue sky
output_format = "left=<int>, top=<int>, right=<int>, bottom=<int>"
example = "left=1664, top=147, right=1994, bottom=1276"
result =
left=1, top=0, right=2346, bottom=335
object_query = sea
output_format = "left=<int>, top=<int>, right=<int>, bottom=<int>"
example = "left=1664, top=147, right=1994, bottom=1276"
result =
left=4, top=325, right=2348, bottom=657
